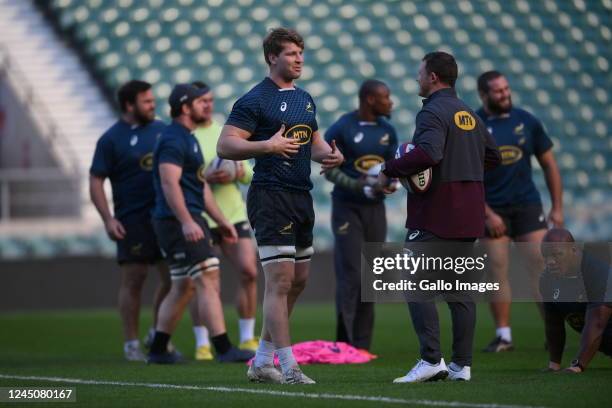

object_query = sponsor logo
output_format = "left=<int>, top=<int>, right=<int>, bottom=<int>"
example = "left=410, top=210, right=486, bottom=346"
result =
left=139, top=152, right=153, bottom=171
left=242, top=223, right=250, bottom=231
left=487, top=126, right=493, bottom=135
left=518, top=136, right=526, bottom=145
left=553, top=288, right=560, bottom=300
left=514, top=123, right=524, bottom=135
left=379, top=133, right=390, bottom=145
left=193, top=143, right=199, bottom=153
left=284, top=124, right=312, bottom=145
left=353, top=132, right=364, bottom=143
left=453, top=111, right=476, bottom=131
left=306, top=102, right=314, bottom=113
left=130, top=135, right=138, bottom=146
left=279, top=221, right=293, bottom=235
left=337, top=221, right=349, bottom=234
left=197, top=164, right=207, bottom=182
left=499, top=145, right=523, bottom=165
left=539, top=213, right=545, bottom=223
left=174, top=252, right=186, bottom=260
left=354, top=155, right=385, bottom=174
left=280, top=102, right=287, bottom=112
left=156, top=132, right=162, bottom=140
left=408, top=230, right=420, bottom=241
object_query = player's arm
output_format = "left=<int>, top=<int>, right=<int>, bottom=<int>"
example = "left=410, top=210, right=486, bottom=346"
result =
left=159, top=163, right=204, bottom=242
left=217, top=124, right=299, bottom=160
left=537, top=150, right=563, bottom=227
left=483, top=126, right=501, bottom=171
left=203, top=182, right=237, bottom=243
left=381, top=110, right=441, bottom=178
left=311, top=131, right=344, bottom=171
left=566, top=304, right=612, bottom=373
left=543, top=304, right=566, bottom=371
left=89, top=175, right=125, bottom=241
left=484, top=203, right=506, bottom=238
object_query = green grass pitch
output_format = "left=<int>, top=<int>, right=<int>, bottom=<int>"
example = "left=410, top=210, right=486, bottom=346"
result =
left=0, top=303, right=610, bottom=407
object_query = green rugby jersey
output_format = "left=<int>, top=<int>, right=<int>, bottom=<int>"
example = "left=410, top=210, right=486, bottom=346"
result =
left=194, top=121, right=253, bottom=228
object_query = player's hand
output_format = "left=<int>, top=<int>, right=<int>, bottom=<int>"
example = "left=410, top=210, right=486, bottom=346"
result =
left=182, top=220, right=205, bottom=242
left=218, top=221, right=238, bottom=244
left=320, top=140, right=344, bottom=173
left=548, top=207, right=564, bottom=228
left=104, top=218, right=126, bottom=241
left=267, top=124, right=300, bottom=158
left=206, top=169, right=233, bottom=184
left=485, top=211, right=506, bottom=238
left=236, top=162, right=245, bottom=180
left=377, top=171, right=394, bottom=194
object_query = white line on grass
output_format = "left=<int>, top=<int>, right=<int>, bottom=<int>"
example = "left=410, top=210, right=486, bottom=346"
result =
left=0, top=374, right=546, bottom=408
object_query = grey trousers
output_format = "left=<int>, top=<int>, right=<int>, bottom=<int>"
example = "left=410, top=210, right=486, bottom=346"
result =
left=332, top=199, right=386, bottom=350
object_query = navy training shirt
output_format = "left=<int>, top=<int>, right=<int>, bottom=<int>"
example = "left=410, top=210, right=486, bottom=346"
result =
left=476, top=107, right=553, bottom=208
left=90, top=119, right=165, bottom=223
left=325, top=111, right=398, bottom=204
left=152, top=121, right=206, bottom=219
left=225, top=77, right=318, bottom=191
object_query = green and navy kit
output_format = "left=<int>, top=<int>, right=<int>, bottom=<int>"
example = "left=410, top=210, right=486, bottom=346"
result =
left=476, top=107, right=553, bottom=208
left=152, top=121, right=206, bottom=219
left=90, top=119, right=165, bottom=223
left=225, top=77, right=318, bottom=191
left=325, top=111, right=397, bottom=204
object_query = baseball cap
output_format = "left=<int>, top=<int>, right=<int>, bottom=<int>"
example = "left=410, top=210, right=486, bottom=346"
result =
left=168, top=83, right=209, bottom=112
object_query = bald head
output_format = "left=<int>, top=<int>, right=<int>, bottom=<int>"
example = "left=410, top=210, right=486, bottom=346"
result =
left=543, top=228, right=575, bottom=243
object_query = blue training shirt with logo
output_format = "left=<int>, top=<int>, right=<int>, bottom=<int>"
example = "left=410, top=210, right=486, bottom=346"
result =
left=476, top=107, right=553, bottom=208
left=325, top=111, right=398, bottom=204
left=225, top=77, right=318, bottom=191
left=152, top=121, right=206, bottom=219
left=90, top=119, right=165, bottom=223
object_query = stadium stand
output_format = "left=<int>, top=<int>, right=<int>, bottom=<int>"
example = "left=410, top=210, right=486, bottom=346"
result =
left=1, top=0, right=609, bottom=258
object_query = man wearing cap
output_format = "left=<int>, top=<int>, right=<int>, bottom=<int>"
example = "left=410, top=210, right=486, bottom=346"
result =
left=146, top=84, right=254, bottom=364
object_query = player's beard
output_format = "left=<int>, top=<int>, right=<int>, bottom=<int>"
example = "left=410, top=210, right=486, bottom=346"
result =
left=133, top=107, right=155, bottom=125
left=487, top=96, right=513, bottom=115
left=191, top=111, right=206, bottom=125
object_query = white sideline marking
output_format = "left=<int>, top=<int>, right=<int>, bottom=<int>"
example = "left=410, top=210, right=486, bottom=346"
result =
left=0, top=374, right=546, bottom=408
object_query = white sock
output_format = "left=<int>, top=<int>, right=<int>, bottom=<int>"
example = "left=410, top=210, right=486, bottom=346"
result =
left=253, top=339, right=276, bottom=367
left=239, top=318, right=255, bottom=343
left=124, top=339, right=140, bottom=351
left=193, top=326, right=210, bottom=348
left=496, top=327, right=512, bottom=342
left=277, top=346, right=298, bottom=374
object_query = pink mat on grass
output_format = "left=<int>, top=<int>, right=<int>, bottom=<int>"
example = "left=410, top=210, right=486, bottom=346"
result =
left=247, top=340, right=377, bottom=365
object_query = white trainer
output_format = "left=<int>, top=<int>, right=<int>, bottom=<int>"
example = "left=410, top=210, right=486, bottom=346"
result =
left=247, top=364, right=283, bottom=384
left=393, top=358, right=449, bottom=383
left=448, top=362, right=471, bottom=381
left=281, top=367, right=316, bottom=384
left=124, top=344, right=146, bottom=362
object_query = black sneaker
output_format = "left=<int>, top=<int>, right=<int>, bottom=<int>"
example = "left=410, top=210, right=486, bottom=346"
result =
left=483, top=336, right=514, bottom=352
left=216, top=346, right=255, bottom=363
left=146, top=350, right=183, bottom=364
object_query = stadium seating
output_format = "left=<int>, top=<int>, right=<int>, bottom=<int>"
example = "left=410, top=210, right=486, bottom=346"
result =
left=23, top=0, right=611, bottom=253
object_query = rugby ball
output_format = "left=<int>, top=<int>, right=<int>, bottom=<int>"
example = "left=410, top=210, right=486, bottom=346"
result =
left=205, top=157, right=237, bottom=181
left=394, top=143, right=432, bottom=193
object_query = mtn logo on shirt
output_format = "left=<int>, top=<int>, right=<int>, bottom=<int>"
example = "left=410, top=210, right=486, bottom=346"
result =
left=284, top=124, right=312, bottom=145
left=499, top=145, right=523, bottom=165
left=354, top=154, right=384, bottom=174
left=454, top=111, right=476, bottom=131
left=139, top=152, right=153, bottom=171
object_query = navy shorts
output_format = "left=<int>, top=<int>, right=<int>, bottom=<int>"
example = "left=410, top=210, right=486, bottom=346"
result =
left=152, top=215, right=219, bottom=280
left=116, top=219, right=163, bottom=265
left=210, top=220, right=252, bottom=245
left=485, top=203, right=547, bottom=238
left=247, top=186, right=314, bottom=248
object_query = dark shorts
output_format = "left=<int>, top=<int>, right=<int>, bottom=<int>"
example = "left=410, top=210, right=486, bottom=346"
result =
left=152, top=215, right=219, bottom=280
left=485, top=203, right=547, bottom=238
left=247, top=186, right=314, bottom=248
left=210, top=220, right=252, bottom=245
left=116, top=219, right=163, bottom=265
